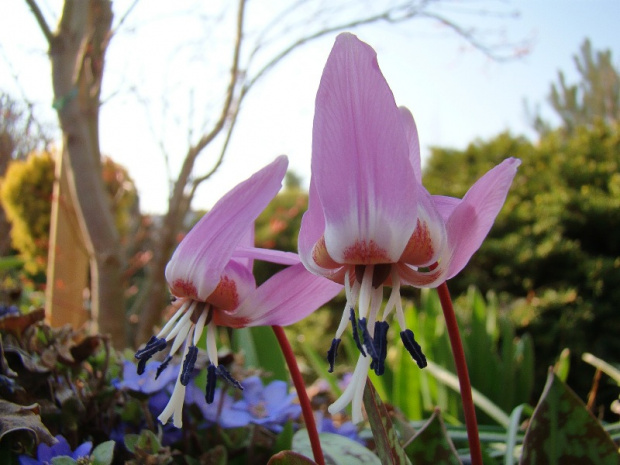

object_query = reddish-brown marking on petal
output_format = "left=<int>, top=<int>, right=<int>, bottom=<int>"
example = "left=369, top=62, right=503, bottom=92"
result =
left=206, top=276, right=239, bottom=311
left=342, top=239, right=390, bottom=264
left=396, top=262, right=443, bottom=287
left=399, top=219, right=435, bottom=266
left=213, top=311, right=251, bottom=329
left=312, top=235, right=342, bottom=269
left=170, top=279, right=198, bottom=300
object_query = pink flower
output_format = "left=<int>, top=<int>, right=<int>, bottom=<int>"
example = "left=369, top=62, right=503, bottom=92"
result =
left=298, top=33, right=520, bottom=422
left=135, top=156, right=342, bottom=427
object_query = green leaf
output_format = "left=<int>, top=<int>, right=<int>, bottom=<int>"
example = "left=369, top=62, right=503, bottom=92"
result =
left=273, top=420, right=295, bottom=456
left=362, top=378, right=408, bottom=464
left=124, top=429, right=162, bottom=455
left=268, top=450, right=317, bottom=465
left=521, top=369, right=620, bottom=464
left=91, top=440, right=115, bottom=465
left=123, top=434, right=139, bottom=453
left=403, top=409, right=462, bottom=465
left=425, top=361, right=511, bottom=428
left=553, top=348, right=571, bottom=382
left=292, top=430, right=380, bottom=465
left=582, top=352, right=620, bottom=385
left=0, top=255, right=23, bottom=271
left=504, top=403, right=533, bottom=465
left=233, top=327, right=288, bottom=383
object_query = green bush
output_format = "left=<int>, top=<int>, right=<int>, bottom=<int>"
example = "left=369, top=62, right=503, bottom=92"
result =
left=423, top=121, right=620, bottom=411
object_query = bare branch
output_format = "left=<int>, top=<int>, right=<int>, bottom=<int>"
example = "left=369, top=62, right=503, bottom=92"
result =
left=24, top=0, right=54, bottom=44
left=191, top=0, right=246, bottom=156
left=416, top=10, right=525, bottom=61
left=188, top=93, right=243, bottom=198
left=112, top=0, right=141, bottom=35
left=168, top=0, right=246, bottom=212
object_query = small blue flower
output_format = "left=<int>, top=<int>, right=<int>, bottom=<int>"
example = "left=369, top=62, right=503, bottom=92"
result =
left=316, top=411, right=364, bottom=445
left=113, top=359, right=177, bottom=395
left=19, top=435, right=92, bottom=465
left=0, top=304, right=20, bottom=318
left=225, top=376, right=301, bottom=433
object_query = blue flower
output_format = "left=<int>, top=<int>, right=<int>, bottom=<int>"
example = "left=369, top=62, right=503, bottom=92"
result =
left=316, top=412, right=364, bottom=445
left=113, top=359, right=177, bottom=395
left=225, top=376, right=301, bottom=433
left=19, top=435, right=92, bottom=465
left=0, top=304, right=19, bottom=317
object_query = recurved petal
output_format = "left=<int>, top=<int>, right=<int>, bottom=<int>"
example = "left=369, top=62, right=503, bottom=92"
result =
left=165, top=156, right=287, bottom=300
left=399, top=106, right=422, bottom=183
left=313, top=33, right=417, bottom=264
left=232, top=246, right=300, bottom=266
left=298, top=179, right=342, bottom=277
left=215, top=263, right=342, bottom=328
left=431, top=195, right=461, bottom=223
left=444, top=157, right=520, bottom=280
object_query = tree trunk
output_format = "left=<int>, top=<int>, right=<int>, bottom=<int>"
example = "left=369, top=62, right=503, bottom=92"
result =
left=47, top=0, right=126, bottom=347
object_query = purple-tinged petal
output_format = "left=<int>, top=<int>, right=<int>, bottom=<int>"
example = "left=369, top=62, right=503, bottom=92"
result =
left=38, top=435, right=71, bottom=462
left=399, top=106, right=422, bottom=183
left=233, top=227, right=256, bottom=270
left=72, top=441, right=93, bottom=460
left=216, top=263, right=342, bottom=328
left=445, top=158, right=521, bottom=279
left=232, top=247, right=300, bottom=266
left=431, top=195, right=461, bottom=223
left=165, top=156, right=287, bottom=300
left=298, top=179, right=343, bottom=278
left=313, top=33, right=417, bottom=264
left=18, top=456, right=39, bottom=465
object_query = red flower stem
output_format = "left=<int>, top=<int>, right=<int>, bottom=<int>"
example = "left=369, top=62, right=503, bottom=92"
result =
left=436, top=282, right=483, bottom=465
left=272, top=325, right=325, bottom=465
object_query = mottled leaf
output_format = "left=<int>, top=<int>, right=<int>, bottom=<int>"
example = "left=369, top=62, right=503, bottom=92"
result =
left=292, top=430, right=380, bottom=465
left=0, top=399, right=55, bottom=446
left=268, top=450, right=317, bottom=465
left=362, top=378, right=408, bottom=464
left=520, top=369, right=620, bottom=464
left=403, top=408, right=462, bottom=464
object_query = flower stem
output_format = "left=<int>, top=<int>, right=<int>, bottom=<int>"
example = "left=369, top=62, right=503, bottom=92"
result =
left=272, top=325, right=325, bottom=465
left=436, top=283, right=483, bottom=465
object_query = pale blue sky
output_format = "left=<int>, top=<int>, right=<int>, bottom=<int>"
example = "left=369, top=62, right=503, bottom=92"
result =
left=1, top=1, right=618, bottom=213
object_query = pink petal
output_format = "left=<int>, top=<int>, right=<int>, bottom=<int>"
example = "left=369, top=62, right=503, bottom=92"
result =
left=399, top=106, right=422, bottom=183
left=397, top=262, right=449, bottom=288
left=232, top=246, right=300, bottom=266
left=298, top=179, right=341, bottom=277
left=165, top=156, right=287, bottom=300
left=445, top=158, right=521, bottom=279
left=399, top=188, right=447, bottom=268
left=204, top=259, right=256, bottom=311
left=431, top=195, right=461, bottom=223
left=233, top=228, right=256, bottom=270
left=216, top=263, right=343, bottom=327
left=312, top=33, right=417, bottom=264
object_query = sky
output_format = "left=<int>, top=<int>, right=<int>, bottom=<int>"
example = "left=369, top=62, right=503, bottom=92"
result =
left=1, top=0, right=619, bottom=214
